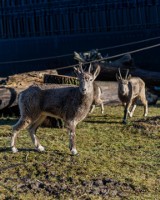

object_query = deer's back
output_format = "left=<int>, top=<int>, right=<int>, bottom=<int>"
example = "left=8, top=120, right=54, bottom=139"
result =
left=19, top=85, right=93, bottom=122
left=18, top=86, right=43, bottom=119
left=42, top=86, right=93, bottom=122
left=129, top=77, right=145, bottom=96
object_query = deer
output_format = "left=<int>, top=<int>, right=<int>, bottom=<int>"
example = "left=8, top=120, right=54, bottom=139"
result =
left=76, top=62, right=104, bottom=114
left=89, top=82, right=104, bottom=114
left=116, top=68, right=148, bottom=124
left=11, top=63, right=100, bottom=155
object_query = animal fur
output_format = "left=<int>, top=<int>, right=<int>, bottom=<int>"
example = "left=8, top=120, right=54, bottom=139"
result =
left=116, top=68, right=148, bottom=123
left=11, top=64, right=100, bottom=155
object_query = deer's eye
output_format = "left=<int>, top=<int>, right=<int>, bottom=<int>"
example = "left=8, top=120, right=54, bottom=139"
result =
left=90, top=79, right=93, bottom=81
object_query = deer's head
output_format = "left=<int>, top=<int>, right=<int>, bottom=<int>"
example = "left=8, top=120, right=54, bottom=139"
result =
left=116, top=68, right=131, bottom=96
left=74, top=63, right=100, bottom=95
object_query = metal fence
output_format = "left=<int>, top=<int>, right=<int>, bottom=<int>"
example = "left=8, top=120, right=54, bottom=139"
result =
left=0, top=0, right=160, bottom=39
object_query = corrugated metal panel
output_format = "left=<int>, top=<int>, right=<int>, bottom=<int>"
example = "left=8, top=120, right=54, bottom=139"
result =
left=0, top=0, right=160, bottom=39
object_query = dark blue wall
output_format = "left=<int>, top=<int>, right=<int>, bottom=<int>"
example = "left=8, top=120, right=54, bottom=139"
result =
left=0, top=28, right=160, bottom=76
left=0, top=0, right=160, bottom=76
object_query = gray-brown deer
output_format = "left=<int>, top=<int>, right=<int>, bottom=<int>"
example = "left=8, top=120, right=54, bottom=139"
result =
left=11, top=63, right=100, bottom=155
left=116, top=68, right=148, bottom=124
left=89, top=82, right=104, bottom=114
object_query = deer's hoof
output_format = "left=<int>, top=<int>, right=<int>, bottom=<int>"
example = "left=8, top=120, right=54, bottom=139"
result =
left=12, top=147, right=18, bottom=153
left=122, top=120, right=127, bottom=124
left=37, top=145, right=45, bottom=152
left=71, top=148, right=78, bottom=155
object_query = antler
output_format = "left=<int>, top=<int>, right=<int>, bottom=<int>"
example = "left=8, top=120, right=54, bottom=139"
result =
left=125, top=69, right=129, bottom=79
left=79, top=62, right=84, bottom=73
left=88, top=63, right=92, bottom=73
left=118, top=68, right=123, bottom=80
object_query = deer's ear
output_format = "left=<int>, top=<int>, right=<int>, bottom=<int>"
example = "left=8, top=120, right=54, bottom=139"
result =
left=93, top=64, right=101, bottom=80
left=127, top=74, right=132, bottom=80
left=74, top=67, right=81, bottom=77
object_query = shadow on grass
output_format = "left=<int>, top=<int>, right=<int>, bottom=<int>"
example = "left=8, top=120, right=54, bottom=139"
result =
left=0, top=147, right=11, bottom=152
left=84, top=120, right=121, bottom=124
left=88, top=114, right=114, bottom=118
left=0, top=147, right=37, bottom=153
left=0, top=118, right=18, bottom=126
left=0, top=147, right=70, bottom=156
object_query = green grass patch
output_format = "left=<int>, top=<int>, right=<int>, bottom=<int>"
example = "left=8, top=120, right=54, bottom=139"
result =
left=0, top=104, right=159, bottom=199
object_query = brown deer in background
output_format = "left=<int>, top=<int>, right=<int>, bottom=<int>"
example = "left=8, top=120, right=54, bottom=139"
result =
left=116, top=68, right=148, bottom=124
left=89, top=82, right=104, bottom=114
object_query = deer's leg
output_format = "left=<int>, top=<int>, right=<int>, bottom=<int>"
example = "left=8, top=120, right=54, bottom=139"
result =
left=123, top=102, right=132, bottom=116
left=123, top=102, right=132, bottom=124
left=140, top=93, right=148, bottom=117
left=144, top=100, right=148, bottom=117
left=89, top=104, right=95, bottom=114
left=67, top=124, right=77, bottom=155
left=11, top=117, right=31, bottom=153
left=129, top=98, right=137, bottom=118
left=101, top=102, right=104, bottom=114
left=28, top=115, right=46, bottom=152
left=129, top=105, right=136, bottom=118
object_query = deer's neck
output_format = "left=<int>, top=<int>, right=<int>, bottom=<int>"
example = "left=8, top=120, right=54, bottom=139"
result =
left=82, top=92, right=93, bottom=102
left=78, top=89, right=94, bottom=107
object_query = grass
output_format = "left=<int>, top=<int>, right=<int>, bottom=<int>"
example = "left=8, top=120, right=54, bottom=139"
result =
left=0, top=103, right=159, bottom=199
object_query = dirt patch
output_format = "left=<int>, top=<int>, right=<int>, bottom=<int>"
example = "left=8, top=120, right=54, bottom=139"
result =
left=4, top=174, right=140, bottom=199
left=133, top=116, right=160, bottom=134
